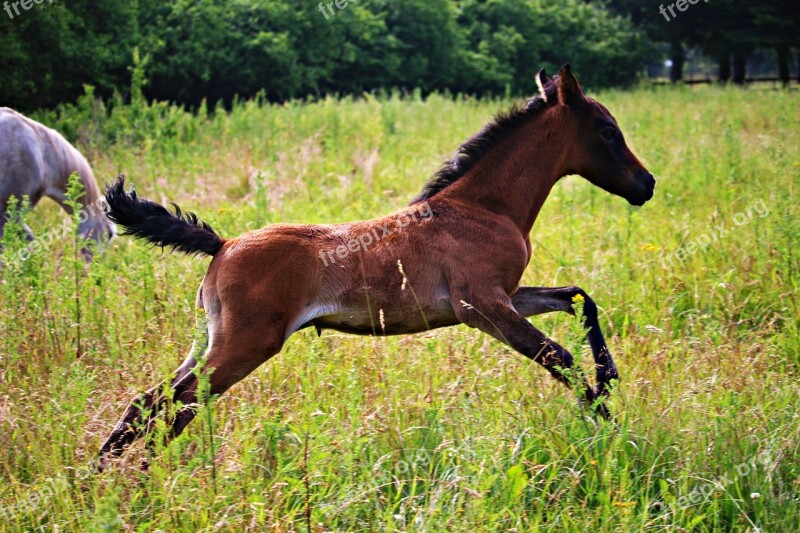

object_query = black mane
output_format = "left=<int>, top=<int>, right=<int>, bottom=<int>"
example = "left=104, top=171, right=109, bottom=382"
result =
left=410, top=91, right=553, bottom=204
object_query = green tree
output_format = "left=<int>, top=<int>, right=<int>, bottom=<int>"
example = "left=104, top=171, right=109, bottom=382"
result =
left=1, top=0, right=659, bottom=111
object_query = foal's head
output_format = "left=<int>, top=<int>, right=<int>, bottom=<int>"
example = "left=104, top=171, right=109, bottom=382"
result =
left=536, top=65, right=655, bottom=206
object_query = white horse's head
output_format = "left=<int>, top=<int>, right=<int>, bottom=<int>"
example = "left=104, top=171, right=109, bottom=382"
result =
left=77, top=201, right=116, bottom=260
left=70, top=159, right=116, bottom=260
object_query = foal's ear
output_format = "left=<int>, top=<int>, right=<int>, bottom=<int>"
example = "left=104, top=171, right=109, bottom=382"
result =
left=556, top=64, right=584, bottom=106
left=535, top=69, right=552, bottom=101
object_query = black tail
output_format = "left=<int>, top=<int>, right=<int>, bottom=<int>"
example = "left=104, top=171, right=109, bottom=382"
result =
left=104, top=175, right=224, bottom=257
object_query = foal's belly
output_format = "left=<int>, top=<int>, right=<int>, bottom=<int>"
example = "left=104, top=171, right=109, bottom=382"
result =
left=309, top=297, right=459, bottom=336
left=314, top=311, right=459, bottom=336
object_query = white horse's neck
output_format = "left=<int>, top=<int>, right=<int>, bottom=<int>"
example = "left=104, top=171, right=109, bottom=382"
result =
left=3, top=108, right=101, bottom=209
left=11, top=109, right=112, bottom=245
left=45, top=128, right=101, bottom=209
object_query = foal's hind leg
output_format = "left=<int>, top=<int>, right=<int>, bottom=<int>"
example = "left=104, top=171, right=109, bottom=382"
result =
left=453, top=291, right=606, bottom=416
left=98, top=316, right=286, bottom=466
left=97, top=314, right=210, bottom=465
left=511, top=286, right=618, bottom=397
left=156, top=329, right=286, bottom=446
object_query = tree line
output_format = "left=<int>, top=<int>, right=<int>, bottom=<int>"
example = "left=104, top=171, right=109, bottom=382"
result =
left=604, top=0, right=800, bottom=83
left=0, top=0, right=796, bottom=113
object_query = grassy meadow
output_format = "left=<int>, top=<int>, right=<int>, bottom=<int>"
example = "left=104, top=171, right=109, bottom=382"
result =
left=0, top=85, right=798, bottom=531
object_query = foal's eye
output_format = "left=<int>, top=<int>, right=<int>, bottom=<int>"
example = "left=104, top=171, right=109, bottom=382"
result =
left=600, top=127, right=617, bottom=142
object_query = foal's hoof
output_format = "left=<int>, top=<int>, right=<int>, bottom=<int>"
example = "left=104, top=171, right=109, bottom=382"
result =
left=592, top=400, right=612, bottom=421
left=96, top=454, right=111, bottom=473
left=582, top=387, right=612, bottom=421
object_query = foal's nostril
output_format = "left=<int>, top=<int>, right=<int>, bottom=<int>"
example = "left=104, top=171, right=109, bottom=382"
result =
left=638, top=171, right=655, bottom=189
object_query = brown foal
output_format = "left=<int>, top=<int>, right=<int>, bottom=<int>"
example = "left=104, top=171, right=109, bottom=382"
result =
left=98, top=65, right=655, bottom=467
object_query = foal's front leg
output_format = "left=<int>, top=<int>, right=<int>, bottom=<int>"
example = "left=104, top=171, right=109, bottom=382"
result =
left=453, top=293, right=606, bottom=416
left=511, top=286, right=618, bottom=396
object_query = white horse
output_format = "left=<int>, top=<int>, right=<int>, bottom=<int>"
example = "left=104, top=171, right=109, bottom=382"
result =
left=0, top=107, right=115, bottom=258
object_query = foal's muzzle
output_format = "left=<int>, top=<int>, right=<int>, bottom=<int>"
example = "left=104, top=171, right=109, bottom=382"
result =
left=628, top=170, right=656, bottom=206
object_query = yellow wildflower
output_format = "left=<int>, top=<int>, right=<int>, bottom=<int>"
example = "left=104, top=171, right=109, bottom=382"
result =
left=639, top=242, right=659, bottom=253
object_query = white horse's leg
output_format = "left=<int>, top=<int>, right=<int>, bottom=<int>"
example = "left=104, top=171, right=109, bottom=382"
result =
left=0, top=200, right=37, bottom=242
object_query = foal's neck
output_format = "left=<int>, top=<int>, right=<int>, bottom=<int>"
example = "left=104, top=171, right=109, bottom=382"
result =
left=439, top=116, right=565, bottom=236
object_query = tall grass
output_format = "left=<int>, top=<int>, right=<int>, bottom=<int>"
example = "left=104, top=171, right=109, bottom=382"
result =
left=0, top=85, right=798, bottom=531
